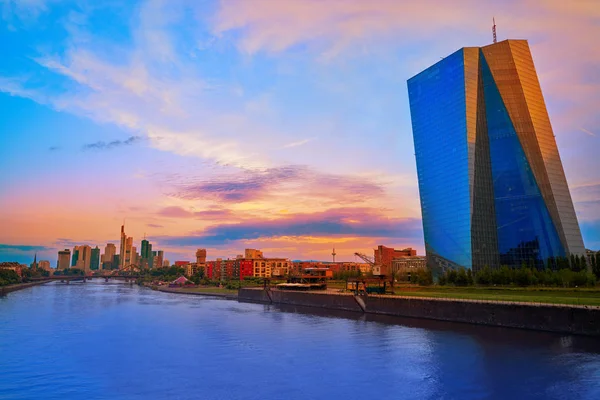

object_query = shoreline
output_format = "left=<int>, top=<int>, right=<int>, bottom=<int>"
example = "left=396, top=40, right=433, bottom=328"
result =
left=145, top=284, right=238, bottom=300
left=237, top=288, right=600, bottom=337
left=0, top=280, right=53, bottom=296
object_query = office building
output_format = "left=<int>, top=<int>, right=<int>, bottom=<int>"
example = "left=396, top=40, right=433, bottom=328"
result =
left=102, top=243, right=117, bottom=269
left=374, top=245, right=418, bottom=272
left=38, top=260, right=51, bottom=271
left=74, top=245, right=92, bottom=273
left=196, top=249, right=207, bottom=264
left=245, top=249, right=263, bottom=259
left=91, top=246, right=100, bottom=270
left=407, top=39, right=585, bottom=273
left=153, top=250, right=164, bottom=269
left=57, top=249, right=71, bottom=270
left=71, top=247, right=79, bottom=267
left=119, top=225, right=134, bottom=269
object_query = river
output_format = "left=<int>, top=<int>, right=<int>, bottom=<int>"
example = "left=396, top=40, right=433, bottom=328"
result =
left=1, top=281, right=599, bottom=400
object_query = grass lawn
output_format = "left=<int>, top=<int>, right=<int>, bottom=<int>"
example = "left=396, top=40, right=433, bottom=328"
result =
left=175, top=286, right=239, bottom=295
left=389, top=286, right=600, bottom=306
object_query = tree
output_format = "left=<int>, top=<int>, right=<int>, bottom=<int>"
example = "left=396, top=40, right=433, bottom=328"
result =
left=592, top=252, right=600, bottom=280
left=0, top=269, right=21, bottom=286
left=455, top=268, right=469, bottom=286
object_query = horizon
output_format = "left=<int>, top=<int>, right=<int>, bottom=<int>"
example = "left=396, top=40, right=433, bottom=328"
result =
left=1, top=0, right=599, bottom=265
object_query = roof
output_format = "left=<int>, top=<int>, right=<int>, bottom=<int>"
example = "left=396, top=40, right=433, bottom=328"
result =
left=171, top=276, right=190, bottom=284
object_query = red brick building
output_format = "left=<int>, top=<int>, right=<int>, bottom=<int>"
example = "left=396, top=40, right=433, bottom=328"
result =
left=174, top=261, right=190, bottom=267
left=374, top=246, right=417, bottom=270
left=234, top=259, right=253, bottom=280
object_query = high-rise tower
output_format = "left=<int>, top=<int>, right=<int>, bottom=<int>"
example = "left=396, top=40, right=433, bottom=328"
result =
left=407, top=39, right=585, bottom=273
left=119, top=225, right=126, bottom=269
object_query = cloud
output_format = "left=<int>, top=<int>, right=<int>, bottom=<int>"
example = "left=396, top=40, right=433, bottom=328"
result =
left=579, top=128, right=597, bottom=137
left=82, top=135, right=143, bottom=151
left=171, top=165, right=386, bottom=204
left=146, top=223, right=164, bottom=228
left=1, top=0, right=48, bottom=26
left=0, top=243, right=51, bottom=252
left=283, top=138, right=314, bottom=148
left=153, top=207, right=422, bottom=246
left=157, top=206, right=236, bottom=220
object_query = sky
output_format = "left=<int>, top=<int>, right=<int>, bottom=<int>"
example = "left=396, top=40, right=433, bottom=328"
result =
left=0, top=0, right=599, bottom=265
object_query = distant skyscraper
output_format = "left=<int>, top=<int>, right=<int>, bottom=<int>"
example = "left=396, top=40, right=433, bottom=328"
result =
left=154, top=250, right=164, bottom=269
left=119, top=225, right=127, bottom=268
left=131, top=246, right=138, bottom=266
left=119, top=231, right=134, bottom=269
left=407, top=39, right=585, bottom=273
left=141, top=239, right=153, bottom=268
left=141, top=239, right=150, bottom=259
left=57, top=249, right=71, bottom=270
left=75, top=245, right=92, bottom=273
left=71, top=247, right=79, bottom=267
left=91, top=246, right=100, bottom=270
left=196, top=249, right=207, bottom=264
left=38, top=260, right=51, bottom=271
left=103, top=243, right=117, bottom=269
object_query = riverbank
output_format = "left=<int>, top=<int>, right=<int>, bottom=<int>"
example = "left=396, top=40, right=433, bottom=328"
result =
left=0, top=280, right=52, bottom=296
left=146, top=284, right=238, bottom=300
left=238, top=288, right=600, bottom=336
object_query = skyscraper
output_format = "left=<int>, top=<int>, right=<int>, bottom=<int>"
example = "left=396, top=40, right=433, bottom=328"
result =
left=119, top=225, right=127, bottom=268
left=407, top=39, right=584, bottom=273
left=119, top=225, right=134, bottom=269
left=141, top=239, right=153, bottom=269
left=71, top=247, right=79, bottom=267
left=57, top=249, right=71, bottom=270
left=154, top=250, right=164, bottom=269
left=102, top=243, right=117, bottom=269
left=91, top=246, right=100, bottom=270
left=196, top=249, right=207, bottom=264
left=75, top=245, right=92, bottom=273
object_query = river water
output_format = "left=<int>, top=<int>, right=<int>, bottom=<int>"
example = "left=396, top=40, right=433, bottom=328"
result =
left=1, top=282, right=599, bottom=400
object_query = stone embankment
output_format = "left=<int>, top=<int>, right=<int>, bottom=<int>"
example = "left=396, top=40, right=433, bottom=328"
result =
left=238, top=288, right=600, bottom=336
left=0, top=280, right=53, bottom=296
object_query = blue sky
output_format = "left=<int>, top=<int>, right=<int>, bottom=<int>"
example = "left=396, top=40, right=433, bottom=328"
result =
left=1, top=0, right=598, bottom=265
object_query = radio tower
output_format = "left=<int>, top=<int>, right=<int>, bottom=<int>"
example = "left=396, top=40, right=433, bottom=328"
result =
left=331, top=247, right=336, bottom=263
left=492, top=17, right=497, bottom=43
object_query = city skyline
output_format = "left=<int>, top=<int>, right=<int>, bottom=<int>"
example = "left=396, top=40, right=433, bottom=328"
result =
left=1, top=1, right=599, bottom=265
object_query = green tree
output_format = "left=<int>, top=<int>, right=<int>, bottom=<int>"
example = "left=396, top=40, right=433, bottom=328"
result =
left=0, top=269, right=21, bottom=286
left=475, top=266, right=492, bottom=285
left=455, top=268, right=468, bottom=286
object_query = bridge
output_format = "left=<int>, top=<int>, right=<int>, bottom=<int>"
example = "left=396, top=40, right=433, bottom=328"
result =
left=30, top=268, right=143, bottom=283
left=29, top=275, right=141, bottom=283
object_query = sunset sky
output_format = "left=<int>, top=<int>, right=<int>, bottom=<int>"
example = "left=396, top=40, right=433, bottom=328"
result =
left=1, top=0, right=599, bottom=265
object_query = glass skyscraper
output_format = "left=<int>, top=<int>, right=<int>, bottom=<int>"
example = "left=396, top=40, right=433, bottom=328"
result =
left=407, top=39, right=585, bottom=273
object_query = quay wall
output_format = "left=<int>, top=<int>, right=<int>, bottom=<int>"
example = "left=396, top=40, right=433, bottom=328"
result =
left=237, top=288, right=600, bottom=336
left=362, top=295, right=600, bottom=336
left=0, top=280, right=52, bottom=296
left=238, top=288, right=273, bottom=303
left=269, top=290, right=363, bottom=312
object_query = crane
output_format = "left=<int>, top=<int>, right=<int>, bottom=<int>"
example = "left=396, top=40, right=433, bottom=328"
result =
left=354, top=252, right=383, bottom=276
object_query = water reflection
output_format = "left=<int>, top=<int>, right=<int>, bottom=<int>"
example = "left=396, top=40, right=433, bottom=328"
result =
left=0, top=282, right=598, bottom=400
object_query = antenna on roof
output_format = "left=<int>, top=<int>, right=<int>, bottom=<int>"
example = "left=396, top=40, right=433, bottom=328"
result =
left=492, top=17, right=497, bottom=43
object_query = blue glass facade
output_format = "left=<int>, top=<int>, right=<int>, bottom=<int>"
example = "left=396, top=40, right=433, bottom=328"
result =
left=480, top=55, right=565, bottom=268
left=408, top=49, right=472, bottom=270
left=408, top=40, right=583, bottom=272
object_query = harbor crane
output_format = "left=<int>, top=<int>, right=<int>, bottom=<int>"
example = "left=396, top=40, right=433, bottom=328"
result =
left=353, top=252, right=384, bottom=276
